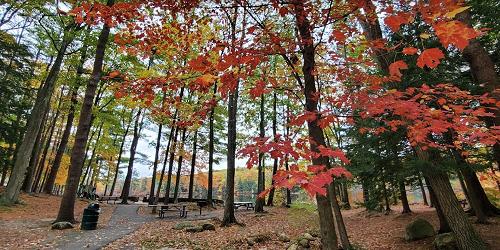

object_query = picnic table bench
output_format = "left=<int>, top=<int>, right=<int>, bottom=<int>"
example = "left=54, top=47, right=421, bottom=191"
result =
left=234, top=201, right=254, bottom=210
left=98, top=196, right=120, bottom=204
left=149, top=204, right=188, bottom=218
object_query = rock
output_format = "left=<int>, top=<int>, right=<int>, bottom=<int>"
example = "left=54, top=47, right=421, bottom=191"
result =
left=287, top=243, right=298, bottom=250
left=298, top=238, right=310, bottom=248
left=201, top=223, right=216, bottom=231
left=185, top=226, right=204, bottom=233
left=51, top=222, right=73, bottom=230
left=433, top=233, right=458, bottom=250
left=173, top=222, right=194, bottom=230
left=279, top=233, right=291, bottom=242
left=307, top=229, right=320, bottom=238
left=246, top=237, right=256, bottom=246
left=405, top=218, right=435, bottom=241
left=253, top=233, right=271, bottom=243
left=302, top=233, right=315, bottom=241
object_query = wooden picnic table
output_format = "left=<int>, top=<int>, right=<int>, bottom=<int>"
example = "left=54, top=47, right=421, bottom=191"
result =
left=98, top=196, right=120, bottom=204
left=148, top=204, right=188, bottom=218
left=234, top=201, right=254, bottom=210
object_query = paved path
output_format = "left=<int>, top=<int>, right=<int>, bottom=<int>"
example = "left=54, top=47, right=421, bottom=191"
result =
left=54, top=205, right=154, bottom=250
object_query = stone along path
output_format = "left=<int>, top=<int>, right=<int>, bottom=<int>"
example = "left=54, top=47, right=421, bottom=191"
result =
left=54, top=204, right=154, bottom=250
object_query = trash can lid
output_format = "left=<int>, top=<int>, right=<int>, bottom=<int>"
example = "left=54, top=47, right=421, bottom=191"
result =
left=88, top=203, right=100, bottom=210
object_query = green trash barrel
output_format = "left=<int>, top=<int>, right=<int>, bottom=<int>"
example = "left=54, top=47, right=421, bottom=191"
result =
left=81, top=203, right=100, bottom=230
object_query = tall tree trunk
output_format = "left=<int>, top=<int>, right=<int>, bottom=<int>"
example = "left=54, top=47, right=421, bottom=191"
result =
left=457, top=170, right=472, bottom=208
left=207, top=84, right=217, bottom=206
left=121, top=109, right=143, bottom=204
left=33, top=89, right=65, bottom=192
left=328, top=181, right=351, bottom=250
left=165, top=124, right=180, bottom=204
left=55, top=10, right=112, bottom=222
left=80, top=123, right=103, bottom=191
left=457, top=11, right=500, bottom=169
left=2, top=25, right=74, bottom=203
left=292, top=2, right=338, bottom=247
left=44, top=30, right=90, bottom=194
left=424, top=175, right=451, bottom=233
left=109, top=113, right=133, bottom=197
left=418, top=175, right=429, bottom=206
left=164, top=89, right=184, bottom=204
left=154, top=123, right=176, bottom=206
left=222, top=2, right=241, bottom=226
left=188, top=130, right=198, bottom=201
left=461, top=168, right=498, bottom=219
left=22, top=114, right=47, bottom=193
left=421, top=150, right=487, bottom=250
left=149, top=122, right=163, bottom=203
left=255, top=94, right=266, bottom=212
left=173, top=128, right=187, bottom=203
left=399, top=180, right=412, bottom=214
left=341, top=181, right=351, bottom=209
left=267, top=92, right=278, bottom=206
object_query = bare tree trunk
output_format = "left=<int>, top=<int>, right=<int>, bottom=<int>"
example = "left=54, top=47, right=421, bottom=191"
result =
left=22, top=114, right=46, bottom=193
left=80, top=123, right=103, bottom=191
left=154, top=124, right=175, bottom=207
left=109, top=111, right=133, bottom=196
left=207, top=84, right=217, bottom=206
left=55, top=10, right=112, bottom=222
left=121, top=109, right=143, bottom=204
left=33, top=89, right=65, bottom=192
left=255, top=94, right=266, bottom=212
left=188, top=130, right=198, bottom=201
left=399, top=180, right=412, bottom=214
left=267, top=92, right=278, bottom=206
left=418, top=175, right=429, bottom=206
left=292, top=1, right=338, bottom=247
left=420, top=150, right=487, bottom=250
left=173, top=128, right=187, bottom=203
left=328, top=182, right=351, bottom=249
left=164, top=90, right=184, bottom=204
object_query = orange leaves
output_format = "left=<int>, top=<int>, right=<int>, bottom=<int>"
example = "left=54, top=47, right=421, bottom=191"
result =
left=417, top=48, right=445, bottom=69
left=248, top=80, right=269, bottom=99
left=316, top=146, right=350, bottom=164
left=388, top=60, right=408, bottom=81
left=384, top=13, right=413, bottom=32
left=188, top=55, right=212, bottom=72
left=433, top=21, right=480, bottom=50
left=402, top=47, right=418, bottom=55
left=108, top=70, right=121, bottom=78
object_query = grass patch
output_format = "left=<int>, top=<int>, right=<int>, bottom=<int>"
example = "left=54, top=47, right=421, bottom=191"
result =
left=289, top=202, right=317, bottom=212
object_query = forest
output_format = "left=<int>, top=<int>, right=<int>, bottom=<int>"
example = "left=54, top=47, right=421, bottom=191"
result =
left=0, top=0, right=499, bottom=249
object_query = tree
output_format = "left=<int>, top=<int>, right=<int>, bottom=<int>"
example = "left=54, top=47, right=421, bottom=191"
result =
left=56, top=0, right=113, bottom=222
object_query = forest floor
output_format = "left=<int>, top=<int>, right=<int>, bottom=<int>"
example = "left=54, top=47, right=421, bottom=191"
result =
left=1, top=194, right=499, bottom=250
left=0, top=193, right=115, bottom=249
left=105, top=203, right=500, bottom=250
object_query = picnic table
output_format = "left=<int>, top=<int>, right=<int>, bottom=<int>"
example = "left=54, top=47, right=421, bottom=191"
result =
left=149, top=204, right=188, bottom=218
left=98, top=196, right=120, bottom=204
left=234, top=201, right=254, bottom=210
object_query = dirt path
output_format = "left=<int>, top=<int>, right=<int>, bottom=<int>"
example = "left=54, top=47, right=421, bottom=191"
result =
left=54, top=204, right=154, bottom=250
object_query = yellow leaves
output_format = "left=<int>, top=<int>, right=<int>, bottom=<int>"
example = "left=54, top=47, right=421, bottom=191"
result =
left=444, top=6, right=471, bottom=19
left=419, top=33, right=431, bottom=39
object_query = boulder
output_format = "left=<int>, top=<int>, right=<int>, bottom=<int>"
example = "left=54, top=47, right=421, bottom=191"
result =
left=201, top=223, right=216, bottom=231
left=51, top=222, right=74, bottom=230
left=185, top=226, right=204, bottom=233
left=173, top=222, right=194, bottom=230
left=307, top=229, right=320, bottom=238
left=279, top=233, right=291, bottom=242
left=298, top=238, right=310, bottom=248
left=433, top=233, right=458, bottom=250
left=302, top=233, right=315, bottom=241
left=287, top=243, right=298, bottom=250
left=405, top=218, right=435, bottom=241
left=246, top=237, right=256, bottom=246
